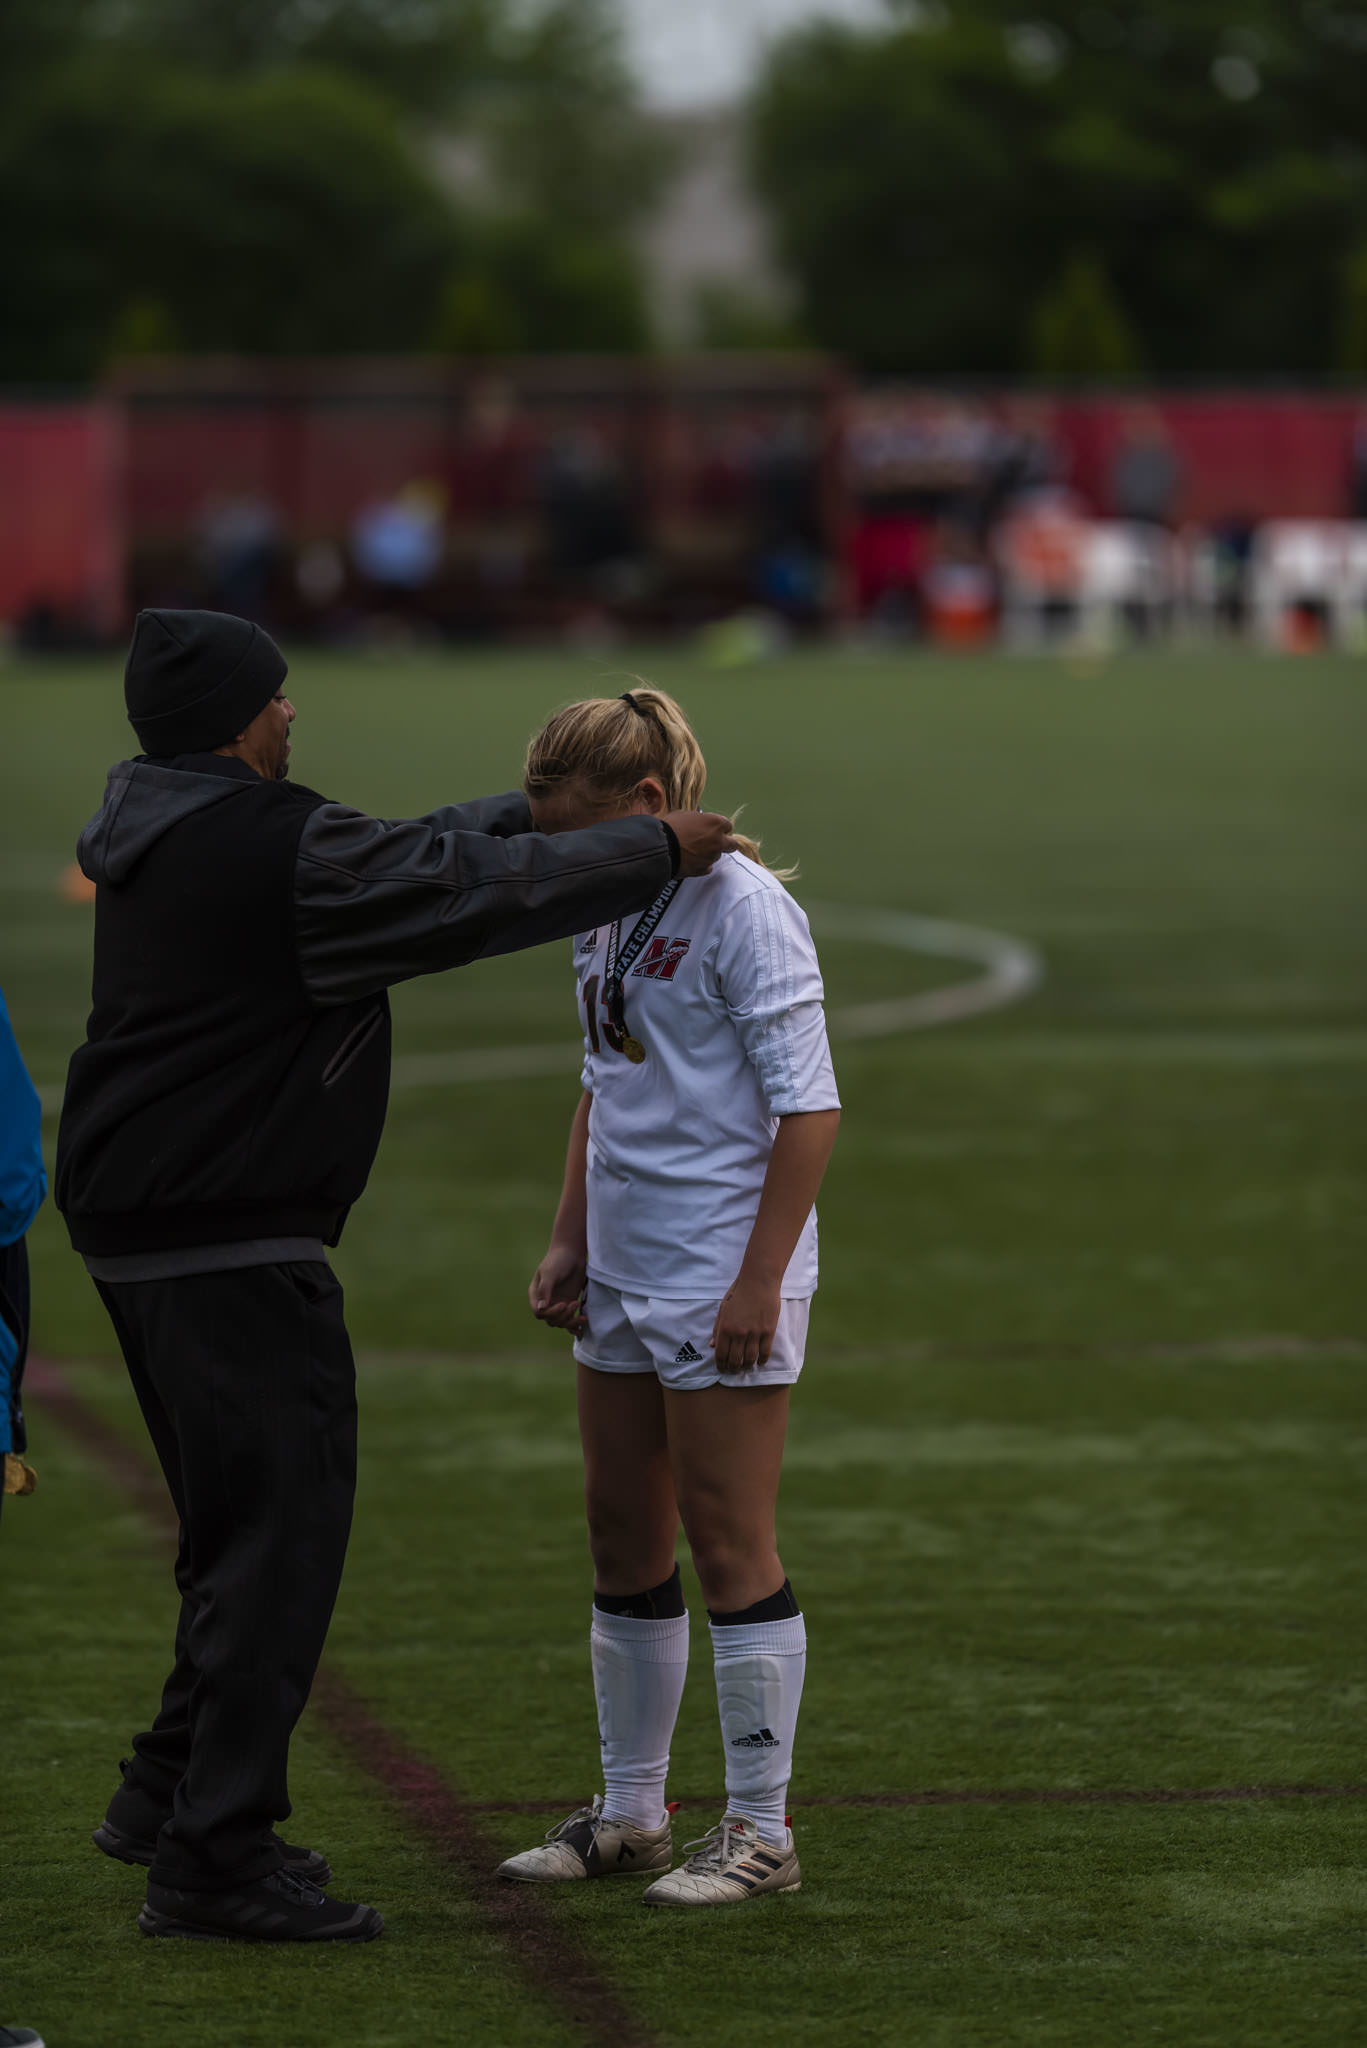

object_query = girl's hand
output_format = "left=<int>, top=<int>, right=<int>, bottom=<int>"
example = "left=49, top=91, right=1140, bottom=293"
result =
left=530, top=1242, right=588, bottom=1336
left=711, top=1272, right=780, bottom=1373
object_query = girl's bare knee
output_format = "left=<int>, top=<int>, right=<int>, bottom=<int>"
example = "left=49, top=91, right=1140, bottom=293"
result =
left=687, top=1532, right=779, bottom=1612
left=586, top=1492, right=673, bottom=1591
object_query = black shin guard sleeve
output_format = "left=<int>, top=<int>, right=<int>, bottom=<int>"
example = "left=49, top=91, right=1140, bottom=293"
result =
left=707, top=1577, right=800, bottom=1627
left=593, top=1564, right=686, bottom=1620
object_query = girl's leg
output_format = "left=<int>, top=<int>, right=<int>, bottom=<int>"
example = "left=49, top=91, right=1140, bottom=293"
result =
left=664, top=1384, right=806, bottom=1845
left=578, top=1364, right=689, bottom=1830
left=577, top=1363, right=676, bottom=1594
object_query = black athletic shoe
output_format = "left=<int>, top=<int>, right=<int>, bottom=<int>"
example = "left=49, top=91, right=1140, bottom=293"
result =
left=0, top=2028, right=46, bottom=2046
left=139, top=1868, right=382, bottom=1943
left=93, top=1819, right=331, bottom=1887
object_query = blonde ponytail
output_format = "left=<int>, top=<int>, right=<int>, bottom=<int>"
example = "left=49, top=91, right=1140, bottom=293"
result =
left=524, top=682, right=795, bottom=878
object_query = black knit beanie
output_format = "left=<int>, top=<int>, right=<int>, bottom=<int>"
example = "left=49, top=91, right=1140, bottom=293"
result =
left=124, top=609, right=287, bottom=757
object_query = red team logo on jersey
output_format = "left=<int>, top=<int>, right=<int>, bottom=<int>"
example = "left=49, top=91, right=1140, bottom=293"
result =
left=581, top=937, right=690, bottom=1056
left=631, top=936, right=689, bottom=982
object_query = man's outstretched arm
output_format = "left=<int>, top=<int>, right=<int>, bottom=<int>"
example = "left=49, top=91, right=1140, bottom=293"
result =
left=293, top=802, right=736, bottom=1003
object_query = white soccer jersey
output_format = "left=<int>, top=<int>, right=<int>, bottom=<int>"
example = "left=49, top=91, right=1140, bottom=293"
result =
left=573, top=850, right=840, bottom=1300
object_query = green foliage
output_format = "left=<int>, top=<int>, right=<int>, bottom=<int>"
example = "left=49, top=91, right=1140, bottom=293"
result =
left=0, top=0, right=655, bottom=377
left=429, top=271, right=527, bottom=356
left=0, top=62, right=463, bottom=380
left=691, top=280, right=808, bottom=352
left=1336, top=241, right=1367, bottom=374
left=106, top=0, right=509, bottom=110
left=1029, top=250, right=1145, bottom=377
left=479, top=219, right=651, bottom=353
left=750, top=0, right=1367, bottom=374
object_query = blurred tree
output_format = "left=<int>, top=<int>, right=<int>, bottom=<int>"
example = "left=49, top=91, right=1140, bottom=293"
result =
left=0, top=66, right=463, bottom=379
left=691, top=282, right=808, bottom=353
left=0, top=0, right=659, bottom=377
left=1029, top=252, right=1144, bottom=377
left=1338, top=243, right=1367, bottom=375
left=750, top=0, right=1367, bottom=375
left=103, top=0, right=671, bottom=236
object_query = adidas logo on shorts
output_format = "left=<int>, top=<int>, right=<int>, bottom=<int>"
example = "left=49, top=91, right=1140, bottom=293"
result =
left=674, top=1340, right=704, bottom=1364
left=731, top=1727, right=780, bottom=1749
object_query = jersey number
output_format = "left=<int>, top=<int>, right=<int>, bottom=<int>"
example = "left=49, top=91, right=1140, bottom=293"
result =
left=580, top=975, right=627, bottom=1057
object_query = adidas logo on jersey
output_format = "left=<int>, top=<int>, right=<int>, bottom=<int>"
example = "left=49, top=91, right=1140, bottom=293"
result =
left=731, top=1728, right=780, bottom=1749
left=577, top=930, right=599, bottom=953
left=673, top=1340, right=704, bottom=1364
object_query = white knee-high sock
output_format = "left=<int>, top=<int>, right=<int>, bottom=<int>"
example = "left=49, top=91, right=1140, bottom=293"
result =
left=591, top=1609, right=690, bottom=1829
left=710, top=1613, right=806, bottom=1844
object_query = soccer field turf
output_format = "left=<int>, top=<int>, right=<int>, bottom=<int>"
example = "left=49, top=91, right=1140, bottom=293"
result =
left=2, top=647, right=1365, bottom=2045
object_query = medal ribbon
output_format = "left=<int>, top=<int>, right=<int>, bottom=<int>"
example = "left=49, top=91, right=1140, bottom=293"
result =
left=604, top=879, right=681, bottom=1041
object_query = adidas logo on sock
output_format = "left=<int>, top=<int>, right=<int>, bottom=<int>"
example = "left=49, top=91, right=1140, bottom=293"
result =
left=731, top=1727, right=780, bottom=1749
left=674, top=1340, right=704, bottom=1364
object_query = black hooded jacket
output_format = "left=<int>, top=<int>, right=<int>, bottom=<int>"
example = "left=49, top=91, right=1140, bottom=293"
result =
left=56, top=754, right=675, bottom=1256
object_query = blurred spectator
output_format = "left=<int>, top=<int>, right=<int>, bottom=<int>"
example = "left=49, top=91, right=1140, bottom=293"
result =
left=459, top=379, right=534, bottom=520
left=1207, top=517, right=1257, bottom=634
left=921, top=520, right=997, bottom=648
left=540, top=425, right=638, bottom=592
left=847, top=391, right=1019, bottom=628
left=751, top=409, right=824, bottom=625
left=751, top=409, right=820, bottom=544
left=1349, top=410, right=1367, bottom=520
left=196, top=492, right=282, bottom=621
left=848, top=392, right=998, bottom=524
left=982, top=398, right=1064, bottom=523
left=296, top=539, right=347, bottom=614
left=995, top=488, right=1091, bottom=644
left=849, top=514, right=929, bottom=635
left=350, top=481, right=447, bottom=601
left=1109, top=408, right=1182, bottom=527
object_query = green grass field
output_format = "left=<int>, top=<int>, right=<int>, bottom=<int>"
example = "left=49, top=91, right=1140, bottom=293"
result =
left=2, top=647, right=1364, bottom=2047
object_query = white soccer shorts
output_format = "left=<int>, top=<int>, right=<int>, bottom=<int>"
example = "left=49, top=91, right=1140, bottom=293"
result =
left=574, top=1279, right=810, bottom=1392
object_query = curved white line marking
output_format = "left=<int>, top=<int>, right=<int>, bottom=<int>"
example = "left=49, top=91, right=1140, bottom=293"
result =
left=387, top=907, right=1043, bottom=1092
left=807, top=904, right=1044, bottom=1041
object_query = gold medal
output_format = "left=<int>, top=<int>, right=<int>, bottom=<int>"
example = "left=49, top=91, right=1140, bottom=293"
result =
left=621, top=1034, right=647, bottom=1063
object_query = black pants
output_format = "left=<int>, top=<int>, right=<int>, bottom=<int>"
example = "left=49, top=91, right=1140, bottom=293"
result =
left=94, top=1261, right=357, bottom=1890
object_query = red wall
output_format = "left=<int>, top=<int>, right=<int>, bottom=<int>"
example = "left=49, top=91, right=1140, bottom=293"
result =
left=0, top=403, right=125, bottom=629
left=1055, top=395, right=1362, bottom=524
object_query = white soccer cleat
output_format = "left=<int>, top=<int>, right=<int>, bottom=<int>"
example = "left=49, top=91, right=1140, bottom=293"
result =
left=495, top=1796, right=674, bottom=1883
left=641, top=1812, right=800, bottom=1908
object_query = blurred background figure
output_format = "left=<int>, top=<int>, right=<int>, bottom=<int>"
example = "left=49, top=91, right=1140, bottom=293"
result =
left=1349, top=410, right=1367, bottom=520
left=0, top=986, right=45, bottom=1514
left=349, top=481, right=448, bottom=633
left=920, top=519, right=996, bottom=649
left=982, top=399, right=1064, bottom=524
left=539, top=422, right=643, bottom=636
left=196, top=491, right=283, bottom=622
left=995, top=488, right=1091, bottom=647
left=1109, top=408, right=1183, bottom=529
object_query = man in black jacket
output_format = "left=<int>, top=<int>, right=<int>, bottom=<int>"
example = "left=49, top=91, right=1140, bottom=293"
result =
left=56, top=609, right=735, bottom=1944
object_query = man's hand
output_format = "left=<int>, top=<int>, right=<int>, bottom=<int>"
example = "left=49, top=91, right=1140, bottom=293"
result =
left=710, top=1271, right=781, bottom=1373
left=663, top=811, right=739, bottom=876
left=529, top=1241, right=588, bottom=1336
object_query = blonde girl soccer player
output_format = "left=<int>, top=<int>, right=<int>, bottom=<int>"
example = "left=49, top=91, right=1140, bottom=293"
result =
left=496, top=688, right=839, bottom=1909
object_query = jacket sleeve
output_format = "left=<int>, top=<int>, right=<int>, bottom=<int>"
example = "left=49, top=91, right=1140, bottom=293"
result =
left=409, top=789, right=533, bottom=839
left=0, top=990, right=47, bottom=1245
left=293, top=800, right=676, bottom=1004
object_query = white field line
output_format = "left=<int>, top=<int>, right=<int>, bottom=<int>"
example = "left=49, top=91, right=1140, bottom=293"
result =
left=808, top=904, right=1044, bottom=1041
left=387, top=906, right=1044, bottom=1092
